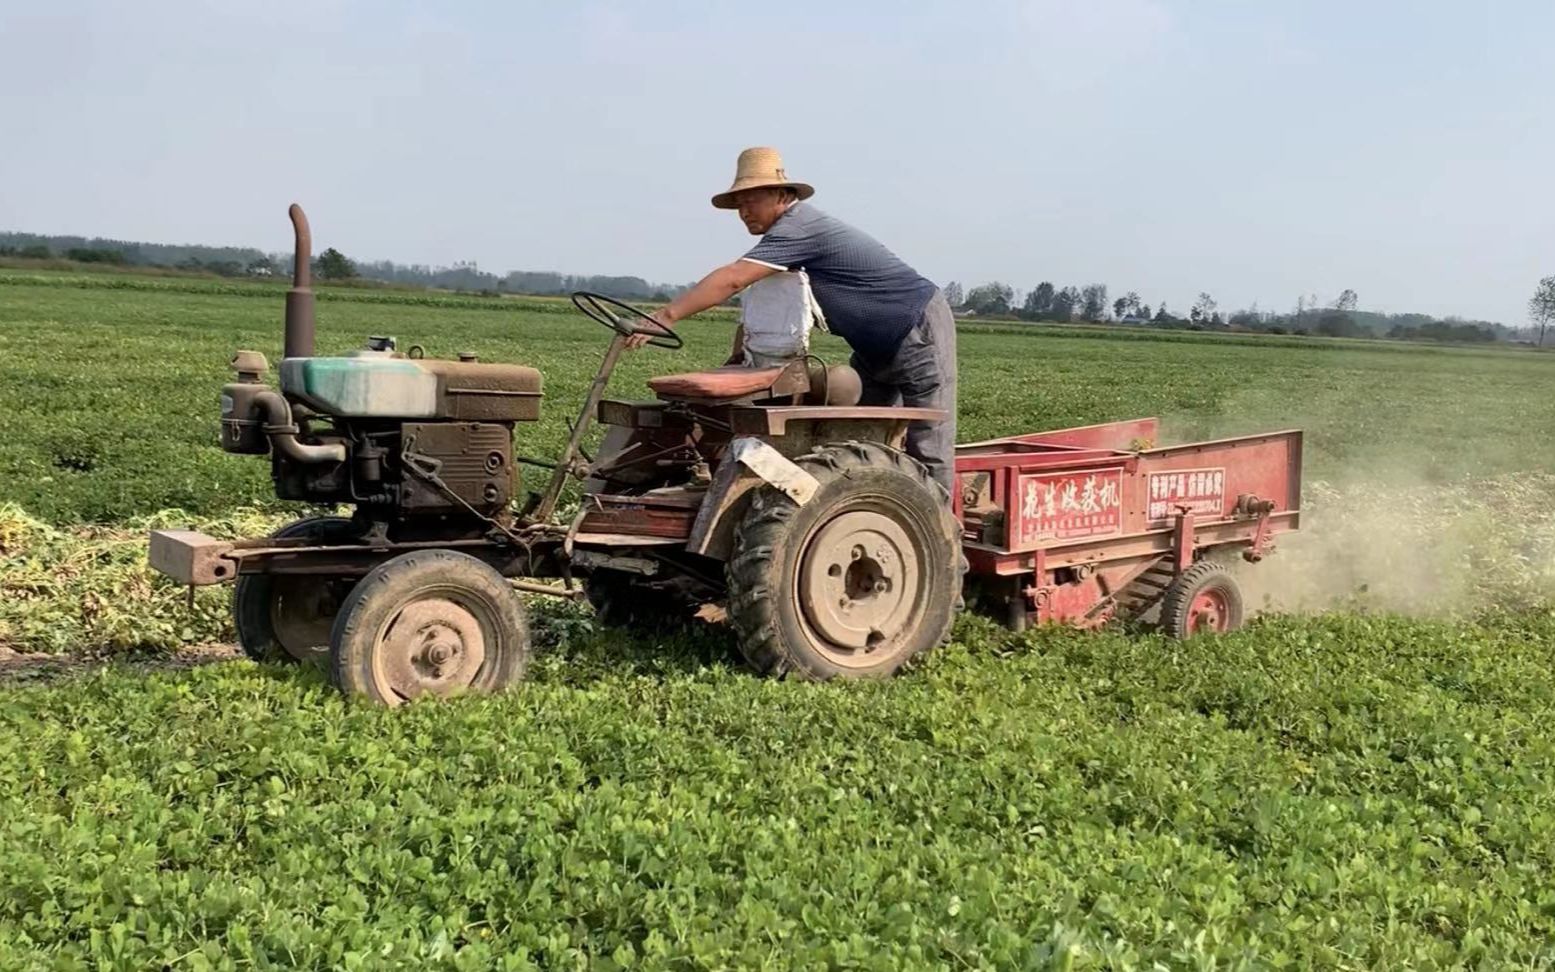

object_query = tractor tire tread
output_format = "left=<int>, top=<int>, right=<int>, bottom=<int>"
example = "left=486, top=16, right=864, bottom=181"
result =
left=726, top=440, right=960, bottom=680
left=330, top=548, right=529, bottom=705
left=232, top=515, right=356, bottom=664
left=1158, top=559, right=1245, bottom=639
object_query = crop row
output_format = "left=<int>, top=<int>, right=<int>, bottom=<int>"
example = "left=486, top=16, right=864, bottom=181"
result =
left=2, top=605, right=1553, bottom=969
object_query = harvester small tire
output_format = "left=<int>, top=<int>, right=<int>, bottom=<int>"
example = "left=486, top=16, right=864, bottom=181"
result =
left=726, top=441, right=960, bottom=680
left=329, top=549, right=529, bottom=706
left=233, top=515, right=358, bottom=664
left=584, top=572, right=692, bottom=632
left=1159, top=560, right=1244, bottom=638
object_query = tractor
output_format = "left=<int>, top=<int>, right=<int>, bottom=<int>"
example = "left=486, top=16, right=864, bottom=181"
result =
left=149, top=204, right=961, bottom=703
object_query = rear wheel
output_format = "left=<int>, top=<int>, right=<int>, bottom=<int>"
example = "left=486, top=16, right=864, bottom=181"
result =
left=233, top=515, right=358, bottom=664
left=726, top=441, right=959, bottom=680
left=1159, top=560, right=1244, bottom=637
left=329, top=549, right=530, bottom=706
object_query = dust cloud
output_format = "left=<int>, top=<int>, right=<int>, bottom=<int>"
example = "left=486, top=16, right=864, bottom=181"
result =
left=1232, top=472, right=1555, bottom=618
left=1160, top=375, right=1555, bottom=619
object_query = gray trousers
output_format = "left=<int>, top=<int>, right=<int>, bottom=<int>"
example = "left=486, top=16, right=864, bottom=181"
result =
left=850, top=290, right=958, bottom=497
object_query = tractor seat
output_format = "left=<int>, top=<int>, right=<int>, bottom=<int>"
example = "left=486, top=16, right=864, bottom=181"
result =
left=647, top=365, right=789, bottom=402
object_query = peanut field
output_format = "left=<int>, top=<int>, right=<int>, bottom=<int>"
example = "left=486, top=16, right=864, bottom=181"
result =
left=2, top=271, right=1554, bottom=969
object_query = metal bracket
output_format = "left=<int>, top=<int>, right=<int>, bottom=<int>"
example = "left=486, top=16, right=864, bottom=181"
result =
left=571, top=548, right=659, bottom=577
left=729, top=437, right=819, bottom=505
left=1236, top=494, right=1277, bottom=563
left=1172, top=509, right=1196, bottom=572
left=1244, top=509, right=1274, bottom=563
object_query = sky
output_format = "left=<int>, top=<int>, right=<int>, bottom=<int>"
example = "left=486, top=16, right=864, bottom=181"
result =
left=2, top=0, right=1550, bottom=325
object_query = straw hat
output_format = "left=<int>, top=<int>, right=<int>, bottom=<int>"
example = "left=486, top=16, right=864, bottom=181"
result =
left=711, top=147, right=815, bottom=209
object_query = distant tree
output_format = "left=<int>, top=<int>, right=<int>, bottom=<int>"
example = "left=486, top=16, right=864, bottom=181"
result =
left=943, top=281, right=964, bottom=309
left=1295, top=292, right=1326, bottom=329
left=1228, top=307, right=1265, bottom=330
left=1315, top=309, right=1361, bottom=338
left=1112, top=291, right=1142, bottom=321
left=1191, top=292, right=1218, bottom=323
left=1529, top=276, right=1555, bottom=347
left=1153, top=304, right=1173, bottom=325
left=65, top=247, right=126, bottom=265
left=1333, top=288, right=1359, bottom=312
left=1052, top=286, right=1080, bottom=323
left=1022, top=281, right=1055, bottom=320
left=1139, top=303, right=1152, bottom=321
left=1079, top=284, right=1109, bottom=322
left=963, top=281, right=1014, bottom=316
left=315, top=247, right=357, bottom=280
left=19, top=244, right=50, bottom=259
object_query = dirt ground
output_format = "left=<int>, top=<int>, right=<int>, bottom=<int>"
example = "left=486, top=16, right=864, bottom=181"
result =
left=0, top=643, right=243, bottom=687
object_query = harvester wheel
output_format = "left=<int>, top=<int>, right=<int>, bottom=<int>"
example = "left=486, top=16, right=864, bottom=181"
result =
left=329, top=549, right=529, bottom=706
left=726, top=441, right=959, bottom=680
left=1159, top=560, right=1244, bottom=638
left=233, top=515, right=358, bottom=664
left=584, top=572, right=692, bottom=632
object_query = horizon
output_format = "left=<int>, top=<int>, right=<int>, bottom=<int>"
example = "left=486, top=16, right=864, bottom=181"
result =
left=0, top=223, right=1518, bottom=328
left=2, top=0, right=1549, bottom=327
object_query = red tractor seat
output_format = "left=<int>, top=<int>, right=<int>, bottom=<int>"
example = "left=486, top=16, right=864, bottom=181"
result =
left=647, top=366, right=788, bottom=401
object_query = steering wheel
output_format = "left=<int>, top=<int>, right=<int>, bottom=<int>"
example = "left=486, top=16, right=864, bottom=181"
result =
left=569, top=291, right=683, bottom=349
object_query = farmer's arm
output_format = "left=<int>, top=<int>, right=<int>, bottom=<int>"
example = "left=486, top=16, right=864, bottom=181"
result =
left=628, top=259, right=778, bottom=349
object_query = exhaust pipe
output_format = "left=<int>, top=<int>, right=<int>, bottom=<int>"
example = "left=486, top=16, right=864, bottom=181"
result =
left=284, top=203, right=315, bottom=358
left=254, top=390, right=346, bottom=464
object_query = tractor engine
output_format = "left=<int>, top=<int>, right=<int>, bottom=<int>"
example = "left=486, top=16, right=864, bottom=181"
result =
left=217, top=204, right=543, bottom=525
left=220, top=341, right=542, bottom=519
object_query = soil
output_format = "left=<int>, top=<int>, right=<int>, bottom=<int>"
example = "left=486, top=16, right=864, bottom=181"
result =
left=0, top=643, right=243, bottom=687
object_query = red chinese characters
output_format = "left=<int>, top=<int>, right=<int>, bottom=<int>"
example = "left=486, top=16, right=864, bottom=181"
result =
left=1016, top=469, right=1124, bottom=545
left=1148, top=467, right=1226, bottom=521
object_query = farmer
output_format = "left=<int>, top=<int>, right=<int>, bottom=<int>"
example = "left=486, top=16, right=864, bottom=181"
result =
left=628, top=146, right=958, bottom=496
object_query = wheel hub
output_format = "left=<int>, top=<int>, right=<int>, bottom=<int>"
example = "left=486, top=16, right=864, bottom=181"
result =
left=377, top=598, right=486, bottom=700
left=1188, top=588, right=1230, bottom=633
left=798, top=510, right=921, bottom=659
left=270, top=577, right=344, bottom=662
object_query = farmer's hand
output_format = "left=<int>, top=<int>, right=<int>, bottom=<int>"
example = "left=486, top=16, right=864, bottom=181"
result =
left=625, top=309, right=676, bottom=350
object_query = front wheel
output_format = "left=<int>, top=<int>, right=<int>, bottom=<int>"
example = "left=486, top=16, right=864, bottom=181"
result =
left=330, top=549, right=530, bottom=706
left=725, top=441, right=960, bottom=680
left=232, top=515, right=358, bottom=664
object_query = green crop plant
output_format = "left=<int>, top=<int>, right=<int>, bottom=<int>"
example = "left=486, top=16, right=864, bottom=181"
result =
left=3, top=271, right=1555, bottom=968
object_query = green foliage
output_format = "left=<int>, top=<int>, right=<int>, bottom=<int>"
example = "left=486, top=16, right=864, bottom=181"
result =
left=1, top=611, right=1554, bottom=967
left=1529, top=275, right=1555, bottom=347
left=962, top=281, right=1013, bottom=317
left=313, top=247, right=357, bottom=281
left=0, top=504, right=289, bottom=654
left=2, top=272, right=1554, bottom=525
left=62, top=247, right=126, bottom=266
left=2, top=270, right=1555, bottom=968
left=0, top=231, right=266, bottom=272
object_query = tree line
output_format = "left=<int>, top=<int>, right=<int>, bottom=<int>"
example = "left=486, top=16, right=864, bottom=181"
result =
left=0, top=233, right=688, bottom=302
left=943, top=280, right=1521, bottom=344
left=4, top=230, right=1545, bottom=345
left=352, top=259, right=685, bottom=302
